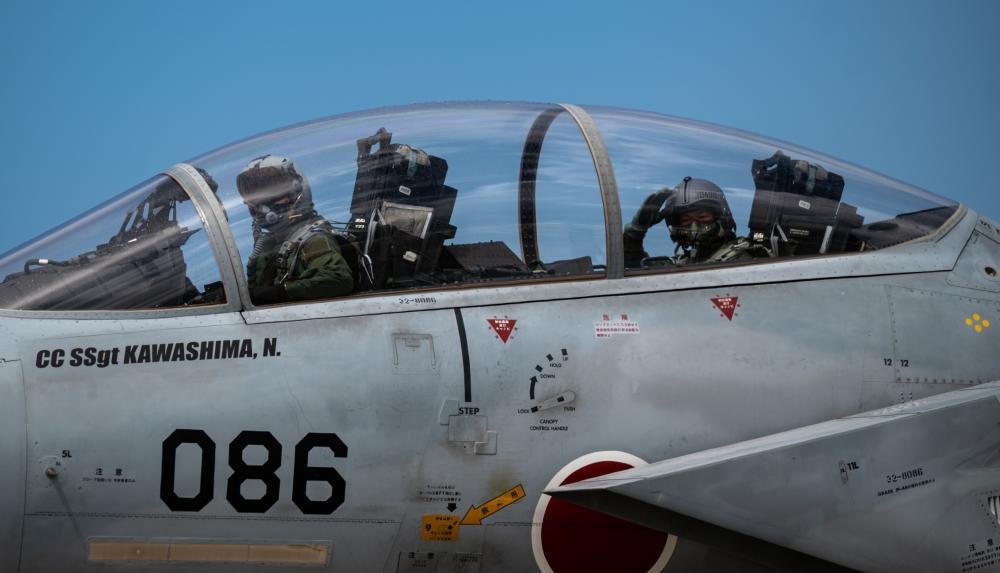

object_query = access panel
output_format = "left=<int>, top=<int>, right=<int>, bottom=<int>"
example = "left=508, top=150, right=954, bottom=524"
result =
left=0, top=360, right=26, bottom=572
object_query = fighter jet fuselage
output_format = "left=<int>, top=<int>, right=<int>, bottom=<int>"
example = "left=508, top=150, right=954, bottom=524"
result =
left=0, top=102, right=997, bottom=572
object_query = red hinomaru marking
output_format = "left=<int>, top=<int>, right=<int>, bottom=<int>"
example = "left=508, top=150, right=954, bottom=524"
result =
left=540, top=461, right=670, bottom=572
left=710, top=296, right=739, bottom=321
left=487, top=317, right=517, bottom=343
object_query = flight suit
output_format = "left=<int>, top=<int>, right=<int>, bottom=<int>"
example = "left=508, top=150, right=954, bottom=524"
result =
left=674, top=238, right=763, bottom=265
left=624, top=233, right=763, bottom=268
left=247, top=223, right=354, bottom=304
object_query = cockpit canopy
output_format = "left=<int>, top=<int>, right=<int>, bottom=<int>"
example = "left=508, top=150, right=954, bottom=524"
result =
left=0, top=102, right=959, bottom=312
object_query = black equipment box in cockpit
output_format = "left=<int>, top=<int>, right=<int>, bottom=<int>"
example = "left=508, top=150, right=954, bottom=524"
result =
left=349, top=128, right=458, bottom=286
left=350, top=128, right=455, bottom=222
left=749, top=150, right=861, bottom=255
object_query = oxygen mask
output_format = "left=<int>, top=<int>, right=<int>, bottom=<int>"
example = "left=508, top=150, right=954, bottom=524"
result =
left=669, top=219, right=725, bottom=250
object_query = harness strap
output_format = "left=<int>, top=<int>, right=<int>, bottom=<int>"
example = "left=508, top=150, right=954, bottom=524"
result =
left=275, top=221, right=332, bottom=284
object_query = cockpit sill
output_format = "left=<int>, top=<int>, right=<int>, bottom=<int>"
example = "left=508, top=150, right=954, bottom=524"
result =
left=0, top=204, right=975, bottom=325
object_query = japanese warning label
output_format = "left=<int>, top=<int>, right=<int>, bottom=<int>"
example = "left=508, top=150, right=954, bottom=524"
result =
left=960, top=537, right=1000, bottom=572
left=594, top=314, right=639, bottom=339
left=710, top=296, right=740, bottom=321
left=487, top=317, right=518, bottom=343
left=421, top=514, right=460, bottom=542
left=461, top=484, right=526, bottom=525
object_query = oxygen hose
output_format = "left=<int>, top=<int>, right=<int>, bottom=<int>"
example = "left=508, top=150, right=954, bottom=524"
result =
left=23, top=258, right=71, bottom=274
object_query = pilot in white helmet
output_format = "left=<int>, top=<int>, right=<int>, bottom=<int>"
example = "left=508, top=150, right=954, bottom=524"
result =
left=236, top=154, right=354, bottom=304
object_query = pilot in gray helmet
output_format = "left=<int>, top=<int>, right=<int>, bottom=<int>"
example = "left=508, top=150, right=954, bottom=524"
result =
left=236, top=154, right=354, bottom=304
left=624, top=177, right=762, bottom=267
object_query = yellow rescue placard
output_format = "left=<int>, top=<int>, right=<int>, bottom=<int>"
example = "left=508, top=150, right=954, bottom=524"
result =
left=460, top=484, right=526, bottom=525
left=420, top=514, right=460, bottom=542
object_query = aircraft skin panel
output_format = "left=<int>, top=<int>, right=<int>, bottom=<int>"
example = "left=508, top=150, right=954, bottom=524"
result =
left=1, top=102, right=997, bottom=571
left=947, top=218, right=1000, bottom=294
left=547, top=382, right=1000, bottom=573
left=887, top=285, right=1000, bottom=385
left=0, top=360, right=25, bottom=573
left=4, top=259, right=999, bottom=571
left=1, top=256, right=996, bottom=572
left=17, top=311, right=462, bottom=571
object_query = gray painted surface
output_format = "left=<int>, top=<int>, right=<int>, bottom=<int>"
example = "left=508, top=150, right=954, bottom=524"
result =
left=5, top=227, right=1000, bottom=570
left=0, top=361, right=25, bottom=573
left=550, top=383, right=1000, bottom=572
left=0, top=106, right=997, bottom=571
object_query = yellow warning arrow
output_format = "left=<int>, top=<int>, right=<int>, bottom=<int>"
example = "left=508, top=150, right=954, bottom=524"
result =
left=460, top=484, right=526, bottom=525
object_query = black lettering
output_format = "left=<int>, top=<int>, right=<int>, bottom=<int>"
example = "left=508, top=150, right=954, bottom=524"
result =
left=151, top=344, right=171, bottom=362
left=70, top=348, right=84, bottom=367
left=199, top=341, right=214, bottom=360
left=214, top=340, right=222, bottom=359
left=35, top=350, right=50, bottom=369
left=124, top=345, right=137, bottom=364
left=97, top=349, right=112, bottom=368
left=186, top=342, right=199, bottom=361
left=137, top=345, right=151, bottom=363
left=221, top=340, right=240, bottom=359
left=160, top=429, right=215, bottom=512
left=83, top=347, right=97, bottom=367
left=50, top=349, right=65, bottom=368
left=171, top=344, right=185, bottom=362
left=263, top=338, right=278, bottom=357
left=111, top=347, right=120, bottom=364
left=239, top=339, right=253, bottom=359
left=292, top=433, right=347, bottom=515
left=226, top=431, right=281, bottom=513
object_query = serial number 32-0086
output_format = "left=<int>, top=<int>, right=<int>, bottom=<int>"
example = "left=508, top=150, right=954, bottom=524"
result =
left=159, top=429, right=347, bottom=515
left=886, top=467, right=924, bottom=483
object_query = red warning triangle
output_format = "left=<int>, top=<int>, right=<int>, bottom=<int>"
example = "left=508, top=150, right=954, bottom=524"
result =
left=487, top=317, right=517, bottom=343
left=710, top=296, right=739, bottom=321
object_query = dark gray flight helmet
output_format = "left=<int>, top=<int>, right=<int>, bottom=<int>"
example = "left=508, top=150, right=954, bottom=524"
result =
left=663, top=177, right=737, bottom=238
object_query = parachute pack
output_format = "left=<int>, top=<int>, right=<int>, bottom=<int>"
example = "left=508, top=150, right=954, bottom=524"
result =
left=749, top=151, right=863, bottom=256
left=348, top=128, right=458, bottom=288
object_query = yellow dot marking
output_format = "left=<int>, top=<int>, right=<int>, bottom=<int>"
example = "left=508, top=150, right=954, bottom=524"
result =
left=973, top=313, right=981, bottom=321
left=966, top=318, right=974, bottom=326
left=983, top=320, right=991, bottom=329
left=975, top=325, right=983, bottom=333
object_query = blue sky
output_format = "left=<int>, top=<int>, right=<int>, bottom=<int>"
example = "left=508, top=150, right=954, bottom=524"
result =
left=1, top=0, right=997, bottom=253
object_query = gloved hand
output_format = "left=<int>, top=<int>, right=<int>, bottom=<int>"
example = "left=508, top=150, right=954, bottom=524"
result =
left=252, top=284, right=287, bottom=305
left=624, top=187, right=674, bottom=237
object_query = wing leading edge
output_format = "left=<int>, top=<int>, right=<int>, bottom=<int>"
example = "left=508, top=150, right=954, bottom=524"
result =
left=547, top=382, right=1000, bottom=573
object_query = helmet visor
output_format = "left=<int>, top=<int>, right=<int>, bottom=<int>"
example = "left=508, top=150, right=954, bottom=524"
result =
left=236, top=167, right=300, bottom=207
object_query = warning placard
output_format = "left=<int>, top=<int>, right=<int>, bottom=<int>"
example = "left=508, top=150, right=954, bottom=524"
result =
left=710, top=296, right=739, bottom=321
left=487, top=317, right=517, bottom=343
left=594, top=314, right=639, bottom=339
left=420, top=514, right=460, bottom=542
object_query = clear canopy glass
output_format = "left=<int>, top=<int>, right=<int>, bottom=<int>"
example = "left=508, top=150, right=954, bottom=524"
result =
left=194, top=102, right=607, bottom=304
left=587, top=106, right=958, bottom=271
left=0, top=102, right=962, bottom=311
left=0, top=176, right=225, bottom=310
